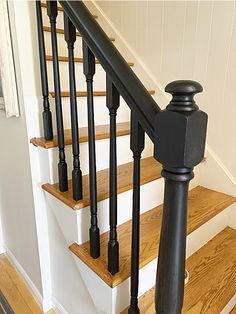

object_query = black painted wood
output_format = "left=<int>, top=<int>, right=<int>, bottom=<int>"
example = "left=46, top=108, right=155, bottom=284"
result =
left=64, top=13, right=83, bottom=201
left=154, top=81, right=208, bottom=314
left=106, top=76, right=120, bottom=275
left=47, top=0, right=68, bottom=192
left=83, top=41, right=100, bottom=259
left=59, top=0, right=160, bottom=141
left=128, top=113, right=145, bottom=314
left=36, top=0, right=53, bottom=141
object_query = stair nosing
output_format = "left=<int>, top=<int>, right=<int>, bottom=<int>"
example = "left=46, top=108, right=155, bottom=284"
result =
left=49, top=90, right=156, bottom=98
left=42, top=26, right=114, bottom=41
left=30, top=122, right=130, bottom=149
left=42, top=156, right=162, bottom=211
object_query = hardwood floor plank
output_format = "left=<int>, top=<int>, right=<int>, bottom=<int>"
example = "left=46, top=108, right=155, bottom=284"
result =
left=123, top=227, right=236, bottom=313
left=42, top=157, right=162, bottom=210
left=70, top=187, right=236, bottom=288
left=30, top=122, right=130, bottom=149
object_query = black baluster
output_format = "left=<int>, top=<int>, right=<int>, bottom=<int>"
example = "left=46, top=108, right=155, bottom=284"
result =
left=64, top=13, right=83, bottom=201
left=83, top=41, right=100, bottom=258
left=47, top=1, right=68, bottom=192
left=128, top=113, right=145, bottom=314
left=36, top=0, right=53, bottom=141
left=106, top=76, right=120, bottom=275
left=154, top=81, right=208, bottom=314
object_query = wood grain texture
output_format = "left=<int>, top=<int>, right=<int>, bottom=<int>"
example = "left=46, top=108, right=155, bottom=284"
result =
left=46, top=55, right=134, bottom=67
left=40, top=2, right=98, bottom=18
left=70, top=186, right=236, bottom=288
left=30, top=122, right=130, bottom=149
left=42, top=157, right=162, bottom=210
left=43, top=26, right=114, bottom=41
left=0, top=254, right=55, bottom=314
left=127, top=227, right=236, bottom=314
left=50, top=90, right=155, bottom=98
left=231, top=307, right=236, bottom=314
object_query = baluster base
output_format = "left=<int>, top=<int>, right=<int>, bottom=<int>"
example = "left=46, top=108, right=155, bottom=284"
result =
left=42, top=110, right=53, bottom=141
left=72, top=169, right=83, bottom=201
left=128, top=306, right=140, bottom=314
left=58, top=162, right=68, bottom=192
left=108, top=240, right=119, bottom=275
left=89, top=226, right=100, bottom=258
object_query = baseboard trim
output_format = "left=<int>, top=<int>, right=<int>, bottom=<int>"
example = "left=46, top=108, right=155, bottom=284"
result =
left=51, top=297, right=68, bottom=314
left=4, top=246, right=53, bottom=313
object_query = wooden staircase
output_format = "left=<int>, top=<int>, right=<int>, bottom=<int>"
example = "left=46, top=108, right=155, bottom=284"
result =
left=32, top=1, right=236, bottom=313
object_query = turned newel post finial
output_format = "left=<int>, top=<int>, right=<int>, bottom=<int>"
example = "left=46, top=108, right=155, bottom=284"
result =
left=165, top=80, right=203, bottom=112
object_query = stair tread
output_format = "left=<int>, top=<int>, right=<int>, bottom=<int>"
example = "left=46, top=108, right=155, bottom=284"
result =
left=43, top=26, right=115, bottom=41
left=30, top=122, right=130, bottom=149
left=126, top=227, right=236, bottom=314
left=50, top=90, right=156, bottom=98
left=42, top=156, right=162, bottom=210
left=231, top=307, right=236, bottom=314
left=46, top=55, right=134, bottom=67
left=69, top=186, right=236, bottom=288
left=40, top=2, right=98, bottom=19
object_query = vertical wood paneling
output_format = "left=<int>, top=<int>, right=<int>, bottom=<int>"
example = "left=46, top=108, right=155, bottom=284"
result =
left=96, top=0, right=236, bottom=180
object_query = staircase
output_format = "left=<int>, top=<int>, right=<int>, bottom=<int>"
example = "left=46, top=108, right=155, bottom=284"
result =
left=31, top=1, right=236, bottom=313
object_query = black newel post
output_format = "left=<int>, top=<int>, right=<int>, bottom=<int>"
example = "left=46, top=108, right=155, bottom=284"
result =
left=83, top=41, right=100, bottom=259
left=64, top=13, right=83, bottom=201
left=154, top=81, right=208, bottom=314
left=47, top=0, right=68, bottom=192
left=106, top=76, right=120, bottom=275
left=36, top=0, right=53, bottom=141
left=128, top=113, right=145, bottom=314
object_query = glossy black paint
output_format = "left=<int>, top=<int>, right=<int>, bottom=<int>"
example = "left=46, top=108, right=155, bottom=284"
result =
left=83, top=41, right=100, bottom=259
left=47, top=0, right=68, bottom=192
left=64, top=13, right=83, bottom=201
left=154, top=81, right=208, bottom=314
left=36, top=1, right=53, bottom=141
left=106, top=76, right=120, bottom=275
left=128, top=113, right=145, bottom=314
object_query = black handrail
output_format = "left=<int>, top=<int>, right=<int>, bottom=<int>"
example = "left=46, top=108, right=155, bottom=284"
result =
left=59, top=0, right=160, bottom=142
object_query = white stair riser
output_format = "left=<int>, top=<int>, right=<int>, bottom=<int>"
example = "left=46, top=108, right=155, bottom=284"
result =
left=72, top=203, right=236, bottom=314
left=47, top=60, right=107, bottom=91
left=42, top=135, right=153, bottom=183
left=44, top=31, right=83, bottom=58
left=45, top=177, right=165, bottom=245
left=50, top=96, right=130, bottom=129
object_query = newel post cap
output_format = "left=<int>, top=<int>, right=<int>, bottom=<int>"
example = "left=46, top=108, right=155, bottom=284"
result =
left=165, top=80, right=203, bottom=112
left=154, top=80, right=207, bottom=169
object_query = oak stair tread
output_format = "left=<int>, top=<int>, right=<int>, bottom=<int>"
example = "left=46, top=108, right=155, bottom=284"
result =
left=50, top=90, right=156, bottom=98
left=45, top=55, right=134, bottom=67
left=123, top=227, right=236, bottom=314
left=40, top=2, right=98, bottom=19
left=43, top=26, right=115, bottom=42
left=30, top=122, right=130, bottom=149
left=42, top=156, right=162, bottom=210
left=69, top=186, right=236, bottom=288
left=231, top=307, right=236, bottom=314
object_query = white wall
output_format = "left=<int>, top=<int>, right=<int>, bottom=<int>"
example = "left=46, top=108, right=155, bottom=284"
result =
left=95, top=0, right=236, bottom=189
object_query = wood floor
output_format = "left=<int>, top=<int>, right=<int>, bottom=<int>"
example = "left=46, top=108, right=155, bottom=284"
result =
left=0, top=254, right=54, bottom=314
left=70, top=186, right=236, bottom=288
left=122, top=227, right=236, bottom=313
